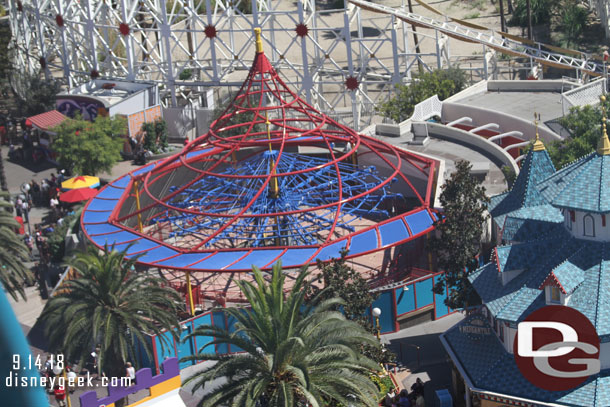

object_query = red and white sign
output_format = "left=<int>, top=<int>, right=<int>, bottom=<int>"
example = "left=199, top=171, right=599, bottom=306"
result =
left=514, top=305, right=600, bottom=391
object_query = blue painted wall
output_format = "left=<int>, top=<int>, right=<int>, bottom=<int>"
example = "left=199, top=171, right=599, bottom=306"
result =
left=433, top=276, right=449, bottom=318
left=395, top=284, right=415, bottom=316
left=176, top=324, right=195, bottom=369
left=371, top=291, right=394, bottom=333
left=154, top=331, right=176, bottom=370
left=212, top=311, right=229, bottom=354
left=192, top=312, right=215, bottom=354
left=415, top=278, right=434, bottom=307
left=142, top=273, right=451, bottom=372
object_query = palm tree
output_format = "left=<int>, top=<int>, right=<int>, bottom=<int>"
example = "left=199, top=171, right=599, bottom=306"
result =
left=0, top=191, right=32, bottom=300
left=182, top=262, right=382, bottom=407
left=41, top=244, right=182, bottom=388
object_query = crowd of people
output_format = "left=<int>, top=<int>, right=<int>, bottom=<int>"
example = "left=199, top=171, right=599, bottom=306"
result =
left=383, top=378, right=425, bottom=407
left=11, top=172, right=78, bottom=293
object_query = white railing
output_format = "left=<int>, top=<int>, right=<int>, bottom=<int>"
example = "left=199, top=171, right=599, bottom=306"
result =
left=562, top=77, right=607, bottom=115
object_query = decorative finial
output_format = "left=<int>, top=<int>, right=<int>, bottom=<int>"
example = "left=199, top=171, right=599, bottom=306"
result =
left=598, top=95, right=610, bottom=155
left=254, top=27, right=264, bottom=54
left=532, top=112, right=545, bottom=151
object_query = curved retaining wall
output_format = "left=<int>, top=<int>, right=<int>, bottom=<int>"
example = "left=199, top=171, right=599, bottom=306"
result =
left=441, top=102, right=562, bottom=144
left=413, top=121, right=520, bottom=174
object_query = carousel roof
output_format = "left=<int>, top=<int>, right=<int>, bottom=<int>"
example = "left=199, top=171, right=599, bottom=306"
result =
left=81, top=29, right=438, bottom=282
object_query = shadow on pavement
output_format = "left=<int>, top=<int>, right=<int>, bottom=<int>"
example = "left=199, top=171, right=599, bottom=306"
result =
left=388, top=333, right=454, bottom=406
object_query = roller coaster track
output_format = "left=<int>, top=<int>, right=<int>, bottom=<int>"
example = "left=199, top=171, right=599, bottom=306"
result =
left=349, top=0, right=605, bottom=76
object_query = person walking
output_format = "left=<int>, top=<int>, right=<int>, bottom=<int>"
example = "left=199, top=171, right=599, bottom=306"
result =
left=50, top=196, right=59, bottom=220
left=125, top=362, right=136, bottom=384
left=53, top=384, right=66, bottom=407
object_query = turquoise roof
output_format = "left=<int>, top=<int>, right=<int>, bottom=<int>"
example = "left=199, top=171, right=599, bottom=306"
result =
left=470, top=237, right=610, bottom=336
left=500, top=216, right=564, bottom=242
left=490, top=148, right=561, bottom=236
left=456, top=140, right=610, bottom=406
left=551, top=255, right=586, bottom=294
left=538, top=152, right=610, bottom=213
left=443, top=316, right=610, bottom=406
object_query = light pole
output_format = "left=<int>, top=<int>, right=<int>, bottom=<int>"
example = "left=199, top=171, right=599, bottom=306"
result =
left=372, top=307, right=382, bottom=340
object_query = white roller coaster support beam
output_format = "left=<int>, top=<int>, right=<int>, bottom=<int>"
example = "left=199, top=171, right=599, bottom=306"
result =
left=206, top=0, right=219, bottom=83
left=390, top=15, right=401, bottom=86
left=446, top=117, right=473, bottom=127
left=31, top=0, right=49, bottom=80
left=120, top=0, right=136, bottom=80
left=343, top=2, right=359, bottom=127
left=470, top=123, right=499, bottom=133
left=85, top=0, right=99, bottom=76
left=297, top=1, right=313, bottom=105
left=504, top=140, right=531, bottom=152
left=488, top=131, right=524, bottom=143
left=56, top=0, right=72, bottom=88
left=348, top=0, right=605, bottom=75
left=159, top=0, right=177, bottom=106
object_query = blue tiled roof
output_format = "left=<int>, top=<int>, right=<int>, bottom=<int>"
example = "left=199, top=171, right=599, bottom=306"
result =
left=501, top=216, right=564, bottom=242
left=490, top=149, right=556, bottom=213
left=552, top=258, right=585, bottom=294
left=538, top=152, right=610, bottom=213
left=471, top=237, right=610, bottom=337
left=443, top=319, right=610, bottom=406
left=496, top=287, right=542, bottom=321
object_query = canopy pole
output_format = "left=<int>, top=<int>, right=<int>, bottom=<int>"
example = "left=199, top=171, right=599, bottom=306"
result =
left=186, top=271, right=195, bottom=315
left=133, top=180, right=143, bottom=232
left=266, top=111, right=279, bottom=198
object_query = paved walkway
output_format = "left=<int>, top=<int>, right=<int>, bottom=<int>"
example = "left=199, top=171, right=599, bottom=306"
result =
left=384, top=312, right=464, bottom=406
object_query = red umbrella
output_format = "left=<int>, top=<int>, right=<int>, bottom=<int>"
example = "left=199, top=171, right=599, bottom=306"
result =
left=59, top=188, right=98, bottom=203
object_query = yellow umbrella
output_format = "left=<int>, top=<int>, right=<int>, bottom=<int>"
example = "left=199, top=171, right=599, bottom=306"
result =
left=61, top=175, right=100, bottom=190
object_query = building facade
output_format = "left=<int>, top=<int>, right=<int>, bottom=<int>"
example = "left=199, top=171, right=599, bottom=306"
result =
left=442, top=125, right=610, bottom=406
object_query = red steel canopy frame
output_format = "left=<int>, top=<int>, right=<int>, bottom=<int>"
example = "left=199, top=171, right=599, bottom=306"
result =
left=81, top=29, right=440, bottom=302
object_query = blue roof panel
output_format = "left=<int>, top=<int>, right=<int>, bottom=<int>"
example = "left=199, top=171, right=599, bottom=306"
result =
left=87, top=198, right=119, bottom=212
left=82, top=210, right=111, bottom=224
left=277, top=248, right=318, bottom=267
left=379, top=219, right=409, bottom=247
left=185, top=148, right=214, bottom=160
left=405, top=210, right=433, bottom=236
left=349, top=229, right=378, bottom=255
left=95, top=186, right=126, bottom=200
left=110, top=176, right=131, bottom=189
left=191, top=251, right=250, bottom=270
left=113, top=238, right=161, bottom=255
left=84, top=224, right=122, bottom=235
left=136, top=246, right=178, bottom=263
left=314, top=241, right=347, bottom=261
left=226, top=250, right=284, bottom=270
left=89, top=230, right=140, bottom=247
left=156, top=253, right=212, bottom=268
left=132, top=163, right=156, bottom=176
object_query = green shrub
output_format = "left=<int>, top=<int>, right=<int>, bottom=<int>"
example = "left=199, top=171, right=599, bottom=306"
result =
left=378, top=67, right=467, bottom=123
left=509, top=0, right=553, bottom=27
left=561, top=1, right=589, bottom=47
left=141, top=118, right=169, bottom=153
left=48, top=214, right=76, bottom=263
left=179, top=68, right=192, bottom=80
